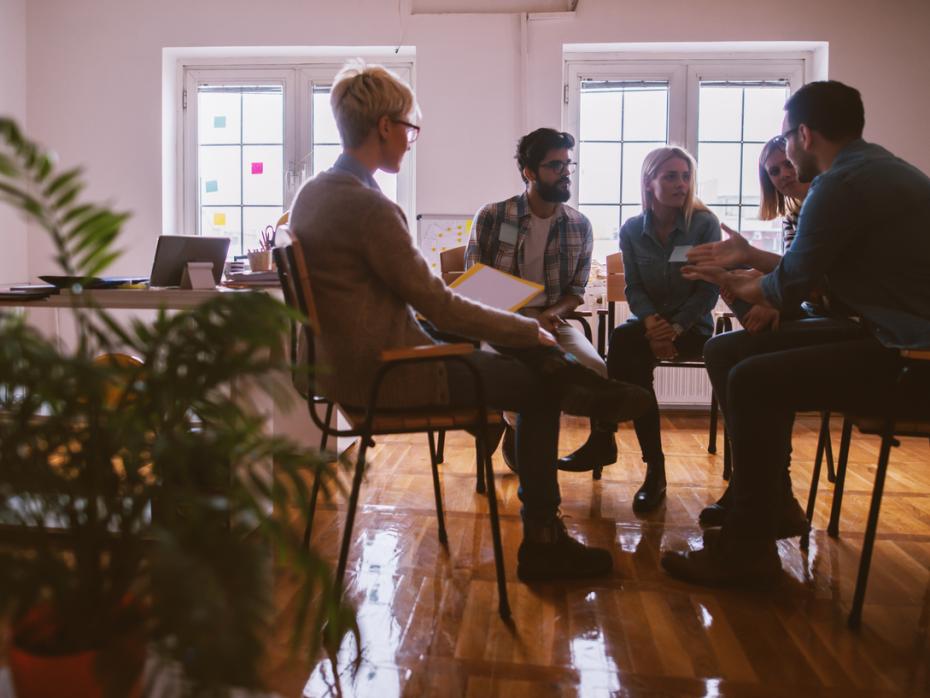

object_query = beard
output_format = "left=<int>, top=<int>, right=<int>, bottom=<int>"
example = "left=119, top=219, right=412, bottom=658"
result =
left=536, top=177, right=571, bottom=203
left=792, top=150, right=821, bottom=184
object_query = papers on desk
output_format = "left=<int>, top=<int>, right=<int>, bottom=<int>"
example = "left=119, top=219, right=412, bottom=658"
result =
left=224, top=270, right=280, bottom=288
left=449, top=263, right=543, bottom=312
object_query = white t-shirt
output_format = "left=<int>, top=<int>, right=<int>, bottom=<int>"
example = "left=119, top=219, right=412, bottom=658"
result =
left=522, top=211, right=554, bottom=308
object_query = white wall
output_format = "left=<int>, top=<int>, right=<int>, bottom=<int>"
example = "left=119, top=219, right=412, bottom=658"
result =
left=0, top=0, right=28, bottom=283
left=21, top=0, right=930, bottom=278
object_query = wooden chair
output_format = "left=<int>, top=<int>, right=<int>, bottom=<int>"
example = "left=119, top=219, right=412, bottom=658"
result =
left=802, top=348, right=930, bottom=628
left=274, top=241, right=512, bottom=619
left=595, top=252, right=724, bottom=469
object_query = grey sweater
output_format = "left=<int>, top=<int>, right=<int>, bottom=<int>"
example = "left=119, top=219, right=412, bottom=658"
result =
left=290, top=170, right=539, bottom=409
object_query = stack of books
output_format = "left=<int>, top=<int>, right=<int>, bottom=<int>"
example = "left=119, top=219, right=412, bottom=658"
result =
left=224, top=270, right=280, bottom=288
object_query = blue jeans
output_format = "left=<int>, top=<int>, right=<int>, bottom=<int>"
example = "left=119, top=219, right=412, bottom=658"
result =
left=445, top=350, right=561, bottom=527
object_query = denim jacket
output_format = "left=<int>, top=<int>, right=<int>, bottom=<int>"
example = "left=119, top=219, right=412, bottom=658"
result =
left=619, top=209, right=721, bottom=335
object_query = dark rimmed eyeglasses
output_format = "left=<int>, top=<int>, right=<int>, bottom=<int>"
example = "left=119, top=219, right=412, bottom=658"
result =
left=393, top=119, right=421, bottom=143
left=781, top=126, right=800, bottom=140
left=539, top=159, right=577, bottom=174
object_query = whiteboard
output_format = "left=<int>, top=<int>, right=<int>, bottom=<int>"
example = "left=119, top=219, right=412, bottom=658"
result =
left=416, top=213, right=473, bottom=275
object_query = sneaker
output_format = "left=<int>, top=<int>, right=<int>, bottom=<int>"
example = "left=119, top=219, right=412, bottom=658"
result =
left=661, top=533, right=781, bottom=587
left=558, top=429, right=618, bottom=472
left=517, top=515, right=613, bottom=582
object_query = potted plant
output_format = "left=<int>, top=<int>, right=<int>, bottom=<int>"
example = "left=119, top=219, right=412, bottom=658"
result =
left=0, top=118, right=358, bottom=696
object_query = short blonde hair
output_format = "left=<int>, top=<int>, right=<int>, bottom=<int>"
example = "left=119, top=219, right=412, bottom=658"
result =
left=330, top=61, right=419, bottom=148
left=640, top=146, right=709, bottom=230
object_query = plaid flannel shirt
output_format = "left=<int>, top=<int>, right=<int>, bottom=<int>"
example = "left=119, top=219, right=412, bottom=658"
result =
left=465, top=192, right=593, bottom=307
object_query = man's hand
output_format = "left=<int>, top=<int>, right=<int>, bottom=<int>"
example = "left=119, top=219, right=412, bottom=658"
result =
left=537, top=325, right=557, bottom=346
left=644, top=314, right=677, bottom=342
left=686, top=222, right=752, bottom=269
left=649, top=338, right=678, bottom=361
left=537, top=309, right=562, bottom=335
left=681, top=265, right=766, bottom=306
left=742, top=304, right=780, bottom=334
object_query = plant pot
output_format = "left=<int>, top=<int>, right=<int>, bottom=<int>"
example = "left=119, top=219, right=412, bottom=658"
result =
left=9, top=643, right=144, bottom=698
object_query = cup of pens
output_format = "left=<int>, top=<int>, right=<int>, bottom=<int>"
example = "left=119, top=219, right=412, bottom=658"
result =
left=247, top=224, right=276, bottom=271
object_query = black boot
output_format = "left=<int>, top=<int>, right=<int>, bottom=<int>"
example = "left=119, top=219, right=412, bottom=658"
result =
left=699, top=485, right=732, bottom=527
left=558, top=421, right=618, bottom=472
left=517, top=514, right=613, bottom=582
left=633, top=459, right=666, bottom=512
left=500, top=424, right=518, bottom=473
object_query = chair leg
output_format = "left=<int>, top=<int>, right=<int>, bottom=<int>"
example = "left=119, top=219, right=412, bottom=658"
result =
left=807, top=412, right=832, bottom=522
left=436, top=429, right=446, bottom=463
left=828, top=418, right=854, bottom=538
left=478, top=427, right=511, bottom=621
left=848, top=432, right=894, bottom=629
left=475, top=435, right=487, bottom=495
left=427, top=431, right=449, bottom=546
left=708, top=392, right=719, bottom=454
left=318, top=401, right=334, bottom=452
left=336, top=433, right=370, bottom=589
left=302, top=470, right=323, bottom=549
left=821, top=411, right=836, bottom=483
left=722, top=426, right=732, bottom=481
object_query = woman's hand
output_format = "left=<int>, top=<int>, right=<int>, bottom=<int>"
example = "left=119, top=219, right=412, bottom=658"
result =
left=742, top=304, right=780, bottom=334
left=644, top=314, right=677, bottom=342
left=686, top=223, right=752, bottom=269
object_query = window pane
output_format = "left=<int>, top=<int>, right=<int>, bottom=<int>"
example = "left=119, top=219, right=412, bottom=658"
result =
left=579, top=142, right=621, bottom=205
left=740, top=207, right=782, bottom=252
left=373, top=170, right=398, bottom=201
left=312, top=144, right=340, bottom=176
left=199, top=92, right=241, bottom=145
left=621, top=142, right=660, bottom=205
left=199, top=145, right=241, bottom=206
left=743, top=85, right=790, bottom=142
left=707, top=204, right=739, bottom=232
left=242, top=90, right=283, bottom=144
left=697, top=143, right=740, bottom=204
left=579, top=204, right=620, bottom=245
left=243, top=206, right=283, bottom=252
left=741, top=142, right=764, bottom=206
left=620, top=204, right=643, bottom=226
left=313, top=87, right=340, bottom=145
left=698, top=86, right=742, bottom=141
left=242, top=145, right=283, bottom=206
left=623, top=88, right=667, bottom=141
left=580, top=89, right=621, bottom=141
left=201, top=206, right=241, bottom=243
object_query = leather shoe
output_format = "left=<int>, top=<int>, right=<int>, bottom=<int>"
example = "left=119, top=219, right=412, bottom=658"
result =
left=661, top=535, right=781, bottom=587
left=558, top=429, right=617, bottom=472
left=632, top=464, right=666, bottom=512
left=560, top=379, right=652, bottom=423
left=518, top=515, right=613, bottom=582
left=699, top=493, right=810, bottom=540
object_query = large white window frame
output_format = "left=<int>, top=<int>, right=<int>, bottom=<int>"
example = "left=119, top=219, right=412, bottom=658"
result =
left=563, top=52, right=809, bottom=216
left=177, top=58, right=415, bottom=242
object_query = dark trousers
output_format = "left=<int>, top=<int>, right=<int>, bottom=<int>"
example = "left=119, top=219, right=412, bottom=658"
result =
left=606, top=319, right=708, bottom=464
left=703, top=317, right=866, bottom=496
left=445, top=349, right=561, bottom=527
left=718, top=328, right=909, bottom=540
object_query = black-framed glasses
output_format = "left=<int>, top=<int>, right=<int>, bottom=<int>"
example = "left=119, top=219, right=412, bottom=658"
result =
left=393, top=119, right=421, bottom=143
left=539, top=159, right=577, bottom=174
left=781, top=126, right=799, bottom=140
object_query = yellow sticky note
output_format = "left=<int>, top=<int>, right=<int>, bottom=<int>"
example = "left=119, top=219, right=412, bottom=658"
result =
left=213, top=213, right=226, bottom=227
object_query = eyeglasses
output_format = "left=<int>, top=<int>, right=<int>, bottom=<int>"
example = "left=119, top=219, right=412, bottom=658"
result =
left=781, top=126, right=799, bottom=140
left=393, top=119, right=421, bottom=144
left=538, top=159, right=577, bottom=174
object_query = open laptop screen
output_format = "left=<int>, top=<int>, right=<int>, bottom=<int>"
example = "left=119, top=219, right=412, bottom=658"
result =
left=149, top=236, right=230, bottom=287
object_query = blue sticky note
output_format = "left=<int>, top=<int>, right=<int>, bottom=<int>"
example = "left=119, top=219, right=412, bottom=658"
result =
left=205, top=180, right=218, bottom=193
left=213, top=115, right=227, bottom=128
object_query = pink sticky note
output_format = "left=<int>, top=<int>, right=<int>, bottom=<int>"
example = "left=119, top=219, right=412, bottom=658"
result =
left=251, top=162, right=263, bottom=175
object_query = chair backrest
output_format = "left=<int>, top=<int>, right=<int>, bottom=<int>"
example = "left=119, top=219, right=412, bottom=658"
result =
left=605, top=252, right=626, bottom=303
left=440, top=245, right=467, bottom=285
left=273, top=243, right=320, bottom=399
left=93, top=353, right=145, bottom=409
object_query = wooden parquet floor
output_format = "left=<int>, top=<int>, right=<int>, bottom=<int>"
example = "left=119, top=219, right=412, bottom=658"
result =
left=267, top=414, right=930, bottom=697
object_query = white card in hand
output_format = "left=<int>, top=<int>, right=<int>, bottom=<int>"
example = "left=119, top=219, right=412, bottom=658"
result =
left=669, top=245, right=693, bottom=263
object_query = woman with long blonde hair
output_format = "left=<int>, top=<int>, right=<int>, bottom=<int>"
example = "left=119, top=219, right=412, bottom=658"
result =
left=606, top=146, right=721, bottom=512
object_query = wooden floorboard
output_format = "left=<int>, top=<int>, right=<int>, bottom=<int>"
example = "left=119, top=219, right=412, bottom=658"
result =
left=267, top=414, right=930, bottom=697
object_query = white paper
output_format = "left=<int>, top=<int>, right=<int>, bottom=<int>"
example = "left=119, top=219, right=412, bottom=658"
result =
left=449, top=263, right=543, bottom=312
left=669, top=245, right=693, bottom=263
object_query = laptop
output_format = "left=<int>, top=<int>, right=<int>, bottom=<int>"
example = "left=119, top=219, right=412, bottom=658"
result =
left=148, top=235, right=231, bottom=288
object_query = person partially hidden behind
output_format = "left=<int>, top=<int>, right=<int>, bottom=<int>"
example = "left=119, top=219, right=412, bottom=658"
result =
left=661, top=80, right=930, bottom=585
left=606, top=147, right=721, bottom=512
left=289, top=61, right=651, bottom=582
left=466, top=128, right=618, bottom=476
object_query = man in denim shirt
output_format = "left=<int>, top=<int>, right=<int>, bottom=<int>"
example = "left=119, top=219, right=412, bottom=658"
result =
left=665, top=80, right=930, bottom=586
